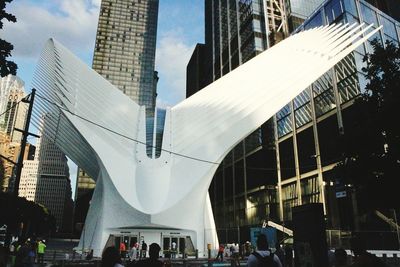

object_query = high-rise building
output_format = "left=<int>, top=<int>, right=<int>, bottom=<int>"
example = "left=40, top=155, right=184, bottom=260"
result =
left=75, top=0, right=160, bottom=232
left=0, top=75, right=27, bottom=143
left=186, top=44, right=208, bottom=98
left=196, top=0, right=399, bottom=244
left=0, top=75, right=31, bottom=192
left=274, top=0, right=400, bottom=237
left=92, top=0, right=159, bottom=112
left=200, top=0, right=323, bottom=243
left=19, top=116, right=72, bottom=232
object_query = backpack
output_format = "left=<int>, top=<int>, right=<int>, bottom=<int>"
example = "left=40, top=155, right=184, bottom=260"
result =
left=252, top=251, right=277, bottom=267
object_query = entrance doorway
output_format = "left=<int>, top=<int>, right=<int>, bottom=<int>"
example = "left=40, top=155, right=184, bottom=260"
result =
left=162, top=236, right=186, bottom=258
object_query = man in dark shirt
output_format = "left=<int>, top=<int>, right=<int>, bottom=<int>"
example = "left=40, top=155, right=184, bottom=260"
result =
left=135, top=243, right=163, bottom=267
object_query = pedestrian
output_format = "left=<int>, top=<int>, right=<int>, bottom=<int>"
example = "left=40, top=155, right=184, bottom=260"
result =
left=247, top=234, right=282, bottom=267
left=215, top=244, right=224, bottom=261
left=119, top=241, right=126, bottom=259
left=275, top=243, right=284, bottom=265
left=284, top=246, right=293, bottom=267
left=15, top=241, right=34, bottom=267
left=140, top=241, right=147, bottom=258
left=101, top=246, right=124, bottom=267
left=0, top=245, right=6, bottom=267
left=233, top=243, right=240, bottom=266
left=37, top=240, right=46, bottom=264
left=9, top=241, right=17, bottom=267
left=171, top=241, right=177, bottom=259
left=128, top=244, right=137, bottom=262
left=86, top=250, right=94, bottom=260
left=135, top=243, right=163, bottom=267
left=350, top=236, right=387, bottom=267
left=334, top=248, right=348, bottom=267
left=245, top=241, right=251, bottom=257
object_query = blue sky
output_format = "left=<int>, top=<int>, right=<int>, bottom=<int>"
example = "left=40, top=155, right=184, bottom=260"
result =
left=3, top=0, right=204, bottom=196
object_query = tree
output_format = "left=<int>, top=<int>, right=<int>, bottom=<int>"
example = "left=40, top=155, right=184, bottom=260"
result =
left=0, top=192, right=56, bottom=239
left=333, top=39, right=400, bottom=215
left=360, top=39, right=400, bottom=209
left=0, top=0, right=17, bottom=77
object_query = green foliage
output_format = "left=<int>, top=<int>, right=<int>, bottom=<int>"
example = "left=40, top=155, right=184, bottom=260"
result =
left=0, top=0, right=17, bottom=77
left=333, top=39, right=400, bottom=211
left=0, top=192, right=56, bottom=238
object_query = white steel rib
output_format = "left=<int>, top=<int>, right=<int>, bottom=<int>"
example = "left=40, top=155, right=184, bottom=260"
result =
left=31, top=24, right=381, bottom=256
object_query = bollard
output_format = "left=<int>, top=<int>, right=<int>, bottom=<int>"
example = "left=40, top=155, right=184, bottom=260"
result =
left=196, top=249, right=198, bottom=259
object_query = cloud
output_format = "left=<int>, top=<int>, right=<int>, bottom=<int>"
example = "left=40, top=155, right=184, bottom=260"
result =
left=3, top=0, right=100, bottom=60
left=155, top=29, right=195, bottom=106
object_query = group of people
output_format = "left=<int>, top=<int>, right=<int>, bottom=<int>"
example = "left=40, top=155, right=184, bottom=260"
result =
left=215, top=234, right=388, bottom=267
left=119, top=241, right=148, bottom=262
left=0, top=238, right=47, bottom=267
left=101, top=242, right=164, bottom=267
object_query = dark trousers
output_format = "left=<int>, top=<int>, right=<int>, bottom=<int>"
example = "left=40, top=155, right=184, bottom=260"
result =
left=38, top=253, right=44, bottom=264
left=216, top=251, right=223, bottom=261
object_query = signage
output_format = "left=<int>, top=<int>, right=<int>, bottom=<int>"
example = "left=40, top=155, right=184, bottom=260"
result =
left=336, top=191, right=347, bottom=198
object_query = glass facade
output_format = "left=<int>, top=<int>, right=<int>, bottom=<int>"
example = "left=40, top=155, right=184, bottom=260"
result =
left=276, top=0, right=400, bottom=228
left=205, top=0, right=400, bottom=241
left=76, top=0, right=160, bottom=223
left=92, top=0, right=159, bottom=111
left=206, top=0, right=321, bottom=243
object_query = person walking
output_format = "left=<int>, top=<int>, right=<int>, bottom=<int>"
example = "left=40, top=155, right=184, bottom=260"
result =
left=37, top=240, right=46, bottom=264
left=140, top=241, right=147, bottom=259
left=171, top=241, right=177, bottom=259
left=216, top=244, right=224, bottom=262
left=129, top=244, right=138, bottom=262
left=119, top=242, right=127, bottom=259
left=135, top=243, right=163, bottom=267
left=247, top=234, right=282, bottom=267
left=101, top=247, right=124, bottom=267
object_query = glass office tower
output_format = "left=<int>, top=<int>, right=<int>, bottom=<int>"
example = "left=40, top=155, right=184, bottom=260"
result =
left=276, top=0, right=400, bottom=233
left=204, top=0, right=400, bottom=243
left=75, top=0, right=160, bottom=235
left=205, top=0, right=323, bottom=243
left=92, top=0, right=159, bottom=111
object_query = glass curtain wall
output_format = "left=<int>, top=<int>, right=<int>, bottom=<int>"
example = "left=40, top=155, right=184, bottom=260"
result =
left=276, top=0, right=400, bottom=229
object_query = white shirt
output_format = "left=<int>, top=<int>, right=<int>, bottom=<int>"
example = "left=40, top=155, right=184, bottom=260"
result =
left=247, top=250, right=282, bottom=267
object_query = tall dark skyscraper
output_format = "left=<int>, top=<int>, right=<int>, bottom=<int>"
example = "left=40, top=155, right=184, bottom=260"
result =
left=75, top=0, right=160, bottom=233
left=92, top=0, right=159, bottom=111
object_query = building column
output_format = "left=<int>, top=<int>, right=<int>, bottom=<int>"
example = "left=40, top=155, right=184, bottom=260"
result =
left=309, top=85, right=327, bottom=215
left=290, top=101, right=302, bottom=205
left=274, top=115, right=284, bottom=222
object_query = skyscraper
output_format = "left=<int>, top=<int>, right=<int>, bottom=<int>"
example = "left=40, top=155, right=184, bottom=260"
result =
left=0, top=75, right=30, bottom=192
left=0, top=75, right=27, bottom=143
left=197, top=0, right=400, bottom=245
left=92, top=0, right=159, bottom=112
left=75, top=0, right=160, bottom=231
left=19, top=116, right=72, bottom=232
left=200, top=0, right=324, bottom=243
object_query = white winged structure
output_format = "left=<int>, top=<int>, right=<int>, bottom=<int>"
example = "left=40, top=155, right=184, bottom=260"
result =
left=32, top=23, right=380, bottom=256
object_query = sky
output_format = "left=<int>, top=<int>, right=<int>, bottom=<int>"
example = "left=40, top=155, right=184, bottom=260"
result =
left=2, top=0, right=205, bottom=197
